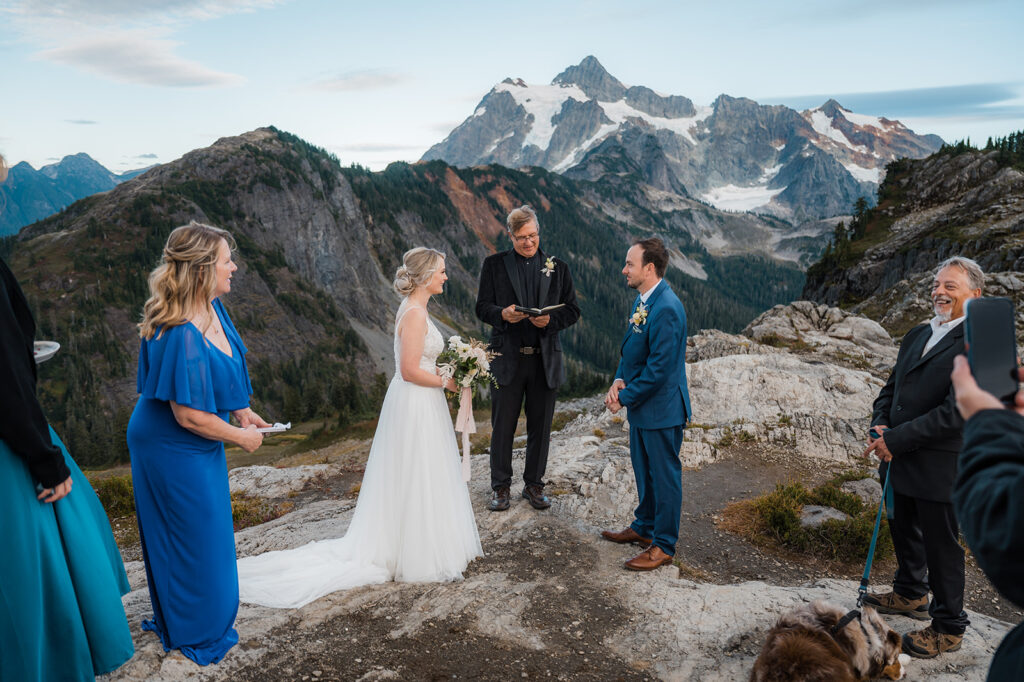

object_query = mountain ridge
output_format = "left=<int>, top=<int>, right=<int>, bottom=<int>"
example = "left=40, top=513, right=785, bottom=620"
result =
left=423, top=56, right=943, bottom=226
left=0, top=153, right=151, bottom=236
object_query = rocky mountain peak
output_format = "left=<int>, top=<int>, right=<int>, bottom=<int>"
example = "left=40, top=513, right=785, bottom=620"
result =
left=424, top=60, right=944, bottom=235
left=818, top=99, right=846, bottom=118
left=552, top=55, right=626, bottom=101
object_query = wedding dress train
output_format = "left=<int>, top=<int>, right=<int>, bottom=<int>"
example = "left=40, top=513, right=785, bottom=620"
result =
left=237, top=299, right=482, bottom=608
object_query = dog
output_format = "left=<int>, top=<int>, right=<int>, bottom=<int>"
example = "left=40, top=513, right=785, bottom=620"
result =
left=750, top=600, right=910, bottom=681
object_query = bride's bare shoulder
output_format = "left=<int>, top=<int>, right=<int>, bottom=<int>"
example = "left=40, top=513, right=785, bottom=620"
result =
left=396, top=304, right=427, bottom=336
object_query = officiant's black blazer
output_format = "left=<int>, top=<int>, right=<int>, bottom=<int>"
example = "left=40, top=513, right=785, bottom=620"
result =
left=475, top=248, right=580, bottom=389
left=872, top=322, right=966, bottom=503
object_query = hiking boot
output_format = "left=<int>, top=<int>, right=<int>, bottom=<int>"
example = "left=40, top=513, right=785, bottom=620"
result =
left=902, top=626, right=963, bottom=659
left=861, top=591, right=930, bottom=620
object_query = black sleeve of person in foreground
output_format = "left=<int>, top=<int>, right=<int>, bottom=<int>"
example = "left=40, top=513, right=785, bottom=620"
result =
left=953, top=408, right=1024, bottom=607
left=0, top=259, right=69, bottom=488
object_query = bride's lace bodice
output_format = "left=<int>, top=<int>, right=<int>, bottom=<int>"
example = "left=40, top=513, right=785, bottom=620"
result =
left=394, top=299, right=444, bottom=375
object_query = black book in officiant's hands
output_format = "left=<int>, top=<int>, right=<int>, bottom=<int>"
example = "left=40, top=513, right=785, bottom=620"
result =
left=514, top=303, right=566, bottom=317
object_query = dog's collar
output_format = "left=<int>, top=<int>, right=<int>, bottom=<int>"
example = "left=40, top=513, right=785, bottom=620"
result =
left=830, top=609, right=862, bottom=636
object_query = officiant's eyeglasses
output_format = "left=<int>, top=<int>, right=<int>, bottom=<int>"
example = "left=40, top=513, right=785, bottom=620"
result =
left=510, top=231, right=539, bottom=244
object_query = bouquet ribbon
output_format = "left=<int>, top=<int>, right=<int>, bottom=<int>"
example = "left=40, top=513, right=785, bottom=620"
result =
left=454, top=386, right=475, bottom=482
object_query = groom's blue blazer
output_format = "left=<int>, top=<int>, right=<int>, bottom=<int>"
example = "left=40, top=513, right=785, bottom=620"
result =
left=615, top=280, right=691, bottom=428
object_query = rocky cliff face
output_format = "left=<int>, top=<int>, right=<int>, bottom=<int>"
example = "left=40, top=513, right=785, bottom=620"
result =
left=424, top=56, right=943, bottom=228
left=803, top=147, right=1024, bottom=337
left=11, top=127, right=805, bottom=466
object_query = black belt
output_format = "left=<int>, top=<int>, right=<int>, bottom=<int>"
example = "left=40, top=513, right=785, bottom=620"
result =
left=519, top=346, right=541, bottom=355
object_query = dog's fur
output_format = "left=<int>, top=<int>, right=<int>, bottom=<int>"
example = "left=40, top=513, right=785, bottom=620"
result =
left=750, top=600, right=909, bottom=681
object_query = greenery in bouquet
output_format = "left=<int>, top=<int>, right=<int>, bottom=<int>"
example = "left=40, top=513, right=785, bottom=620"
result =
left=437, top=336, right=499, bottom=394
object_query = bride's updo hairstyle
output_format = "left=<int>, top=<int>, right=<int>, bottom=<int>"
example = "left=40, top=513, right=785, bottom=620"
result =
left=393, top=247, right=445, bottom=297
left=138, top=221, right=236, bottom=339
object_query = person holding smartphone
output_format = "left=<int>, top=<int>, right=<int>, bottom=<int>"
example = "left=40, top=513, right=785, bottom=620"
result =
left=950, top=355, right=1024, bottom=681
left=861, top=256, right=983, bottom=659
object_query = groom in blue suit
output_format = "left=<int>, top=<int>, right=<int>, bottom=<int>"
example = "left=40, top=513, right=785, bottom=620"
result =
left=602, top=237, right=691, bottom=571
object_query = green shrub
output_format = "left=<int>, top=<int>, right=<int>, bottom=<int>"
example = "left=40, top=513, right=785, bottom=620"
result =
left=231, top=492, right=290, bottom=531
left=752, top=480, right=892, bottom=563
left=90, top=474, right=136, bottom=518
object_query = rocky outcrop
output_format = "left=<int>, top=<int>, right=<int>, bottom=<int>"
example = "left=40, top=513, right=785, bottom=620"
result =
left=743, top=301, right=897, bottom=375
left=229, top=464, right=330, bottom=498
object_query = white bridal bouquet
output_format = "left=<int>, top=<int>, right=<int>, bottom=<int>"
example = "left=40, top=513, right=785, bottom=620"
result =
left=436, top=336, right=498, bottom=392
left=437, top=336, right=499, bottom=482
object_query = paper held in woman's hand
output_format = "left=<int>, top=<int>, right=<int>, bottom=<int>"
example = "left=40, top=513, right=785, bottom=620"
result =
left=33, top=341, right=60, bottom=364
left=257, top=422, right=292, bottom=433
left=514, top=303, right=565, bottom=316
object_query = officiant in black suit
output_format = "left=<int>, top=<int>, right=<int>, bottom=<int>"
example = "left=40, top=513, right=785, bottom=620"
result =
left=476, top=205, right=580, bottom=512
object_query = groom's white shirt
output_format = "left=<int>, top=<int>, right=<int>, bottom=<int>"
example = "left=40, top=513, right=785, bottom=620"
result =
left=640, top=278, right=663, bottom=304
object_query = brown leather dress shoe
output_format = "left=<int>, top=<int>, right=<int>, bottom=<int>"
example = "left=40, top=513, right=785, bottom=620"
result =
left=600, top=527, right=653, bottom=547
left=488, top=486, right=511, bottom=512
left=624, top=545, right=673, bottom=571
left=521, top=484, right=551, bottom=510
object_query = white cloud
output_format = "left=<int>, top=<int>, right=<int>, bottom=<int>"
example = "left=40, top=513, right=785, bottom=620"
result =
left=308, top=70, right=408, bottom=92
left=38, top=31, right=244, bottom=87
left=12, top=0, right=282, bottom=24
left=4, top=0, right=285, bottom=87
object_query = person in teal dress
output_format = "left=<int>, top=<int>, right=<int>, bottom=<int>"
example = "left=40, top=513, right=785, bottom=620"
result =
left=0, top=153, right=134, bottom=680
left=127, top=221, right=268, bottom=665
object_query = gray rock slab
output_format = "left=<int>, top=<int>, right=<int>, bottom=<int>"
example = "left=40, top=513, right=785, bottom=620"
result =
left=800, top=505, right=850, bottom=527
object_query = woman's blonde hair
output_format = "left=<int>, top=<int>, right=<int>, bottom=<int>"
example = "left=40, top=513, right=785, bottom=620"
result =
left=393, top=247, right=445, bottom=297
left=139, top=221, right=236, bottom=339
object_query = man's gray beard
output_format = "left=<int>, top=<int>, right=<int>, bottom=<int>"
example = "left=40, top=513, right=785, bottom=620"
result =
left=934, top=304, right=952, bottom=322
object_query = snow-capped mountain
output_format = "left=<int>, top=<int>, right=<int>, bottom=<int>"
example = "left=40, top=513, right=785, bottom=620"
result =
left=423, top=56, right=943, bottom=223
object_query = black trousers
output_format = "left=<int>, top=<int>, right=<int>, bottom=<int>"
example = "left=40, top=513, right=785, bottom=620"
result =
left=890, top=491, right=969, bottom=635
left=489, top=354, right=557, bottom=491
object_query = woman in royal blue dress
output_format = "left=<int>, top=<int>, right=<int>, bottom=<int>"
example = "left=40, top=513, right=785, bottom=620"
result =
left=127, top=221, right=268, bottom=665
left=0, top=154, right=134, bottom=680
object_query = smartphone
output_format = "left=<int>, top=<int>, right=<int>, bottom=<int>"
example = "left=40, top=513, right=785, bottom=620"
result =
left=964, top=297, right=1019, bottom=404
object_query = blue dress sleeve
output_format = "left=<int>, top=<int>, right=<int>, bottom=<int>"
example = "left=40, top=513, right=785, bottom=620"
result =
left=136, top=323, right=219, bottom=413
left=213, top=298, right=253, bottom=399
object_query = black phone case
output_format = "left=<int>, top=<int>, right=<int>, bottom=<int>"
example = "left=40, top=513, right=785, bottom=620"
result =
left=965, top=297, right=1018, bottom=403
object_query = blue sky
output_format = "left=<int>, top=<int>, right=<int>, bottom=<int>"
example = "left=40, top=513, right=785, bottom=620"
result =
left=2, top=0, right=1022, bottom=172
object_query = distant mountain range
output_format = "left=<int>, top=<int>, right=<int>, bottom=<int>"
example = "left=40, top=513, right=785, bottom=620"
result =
left=0, top=153, right=151, bottom=236
left=8, top=127, right=803, bottom=466
left=424, top=56, right=944, bottom=226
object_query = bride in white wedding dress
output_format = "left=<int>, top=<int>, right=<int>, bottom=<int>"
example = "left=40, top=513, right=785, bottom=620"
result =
left=237, top=248, right=483, bottom=608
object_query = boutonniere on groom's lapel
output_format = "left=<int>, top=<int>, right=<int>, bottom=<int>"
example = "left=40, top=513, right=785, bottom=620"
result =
left=630, top=301, right=649, bottom=333
left=541, top=256, right=555, bottom=277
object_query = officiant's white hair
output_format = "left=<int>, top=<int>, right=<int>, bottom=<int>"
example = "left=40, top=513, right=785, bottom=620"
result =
left=394, top=247, right=445, bottom=296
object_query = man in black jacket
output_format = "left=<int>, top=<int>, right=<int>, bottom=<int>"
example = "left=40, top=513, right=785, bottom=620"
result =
left=475, top=205, right=580, bottom=511
left=951, top=355, right=1024, bottom=681
left=862, top=256, right=983, bottom=658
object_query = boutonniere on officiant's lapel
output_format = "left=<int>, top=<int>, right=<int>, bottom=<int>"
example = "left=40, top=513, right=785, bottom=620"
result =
left=541, top=256, right=555, bottom=277
left=630, top=301, right=649, bottom=333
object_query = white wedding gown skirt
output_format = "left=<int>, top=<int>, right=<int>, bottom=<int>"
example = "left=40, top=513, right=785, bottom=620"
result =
left=238, top=301, right=482, bottom=609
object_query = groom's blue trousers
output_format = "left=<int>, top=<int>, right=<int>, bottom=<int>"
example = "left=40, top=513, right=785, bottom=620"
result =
left=628, top=424, right=684, bottom=556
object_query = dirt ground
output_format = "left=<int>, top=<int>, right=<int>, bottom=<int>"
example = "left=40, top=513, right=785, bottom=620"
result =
left=235, top=522, right=655, bottom=681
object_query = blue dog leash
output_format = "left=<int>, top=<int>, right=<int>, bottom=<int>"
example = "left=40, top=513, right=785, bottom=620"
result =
left=857, top=470, right=892, bottom=608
